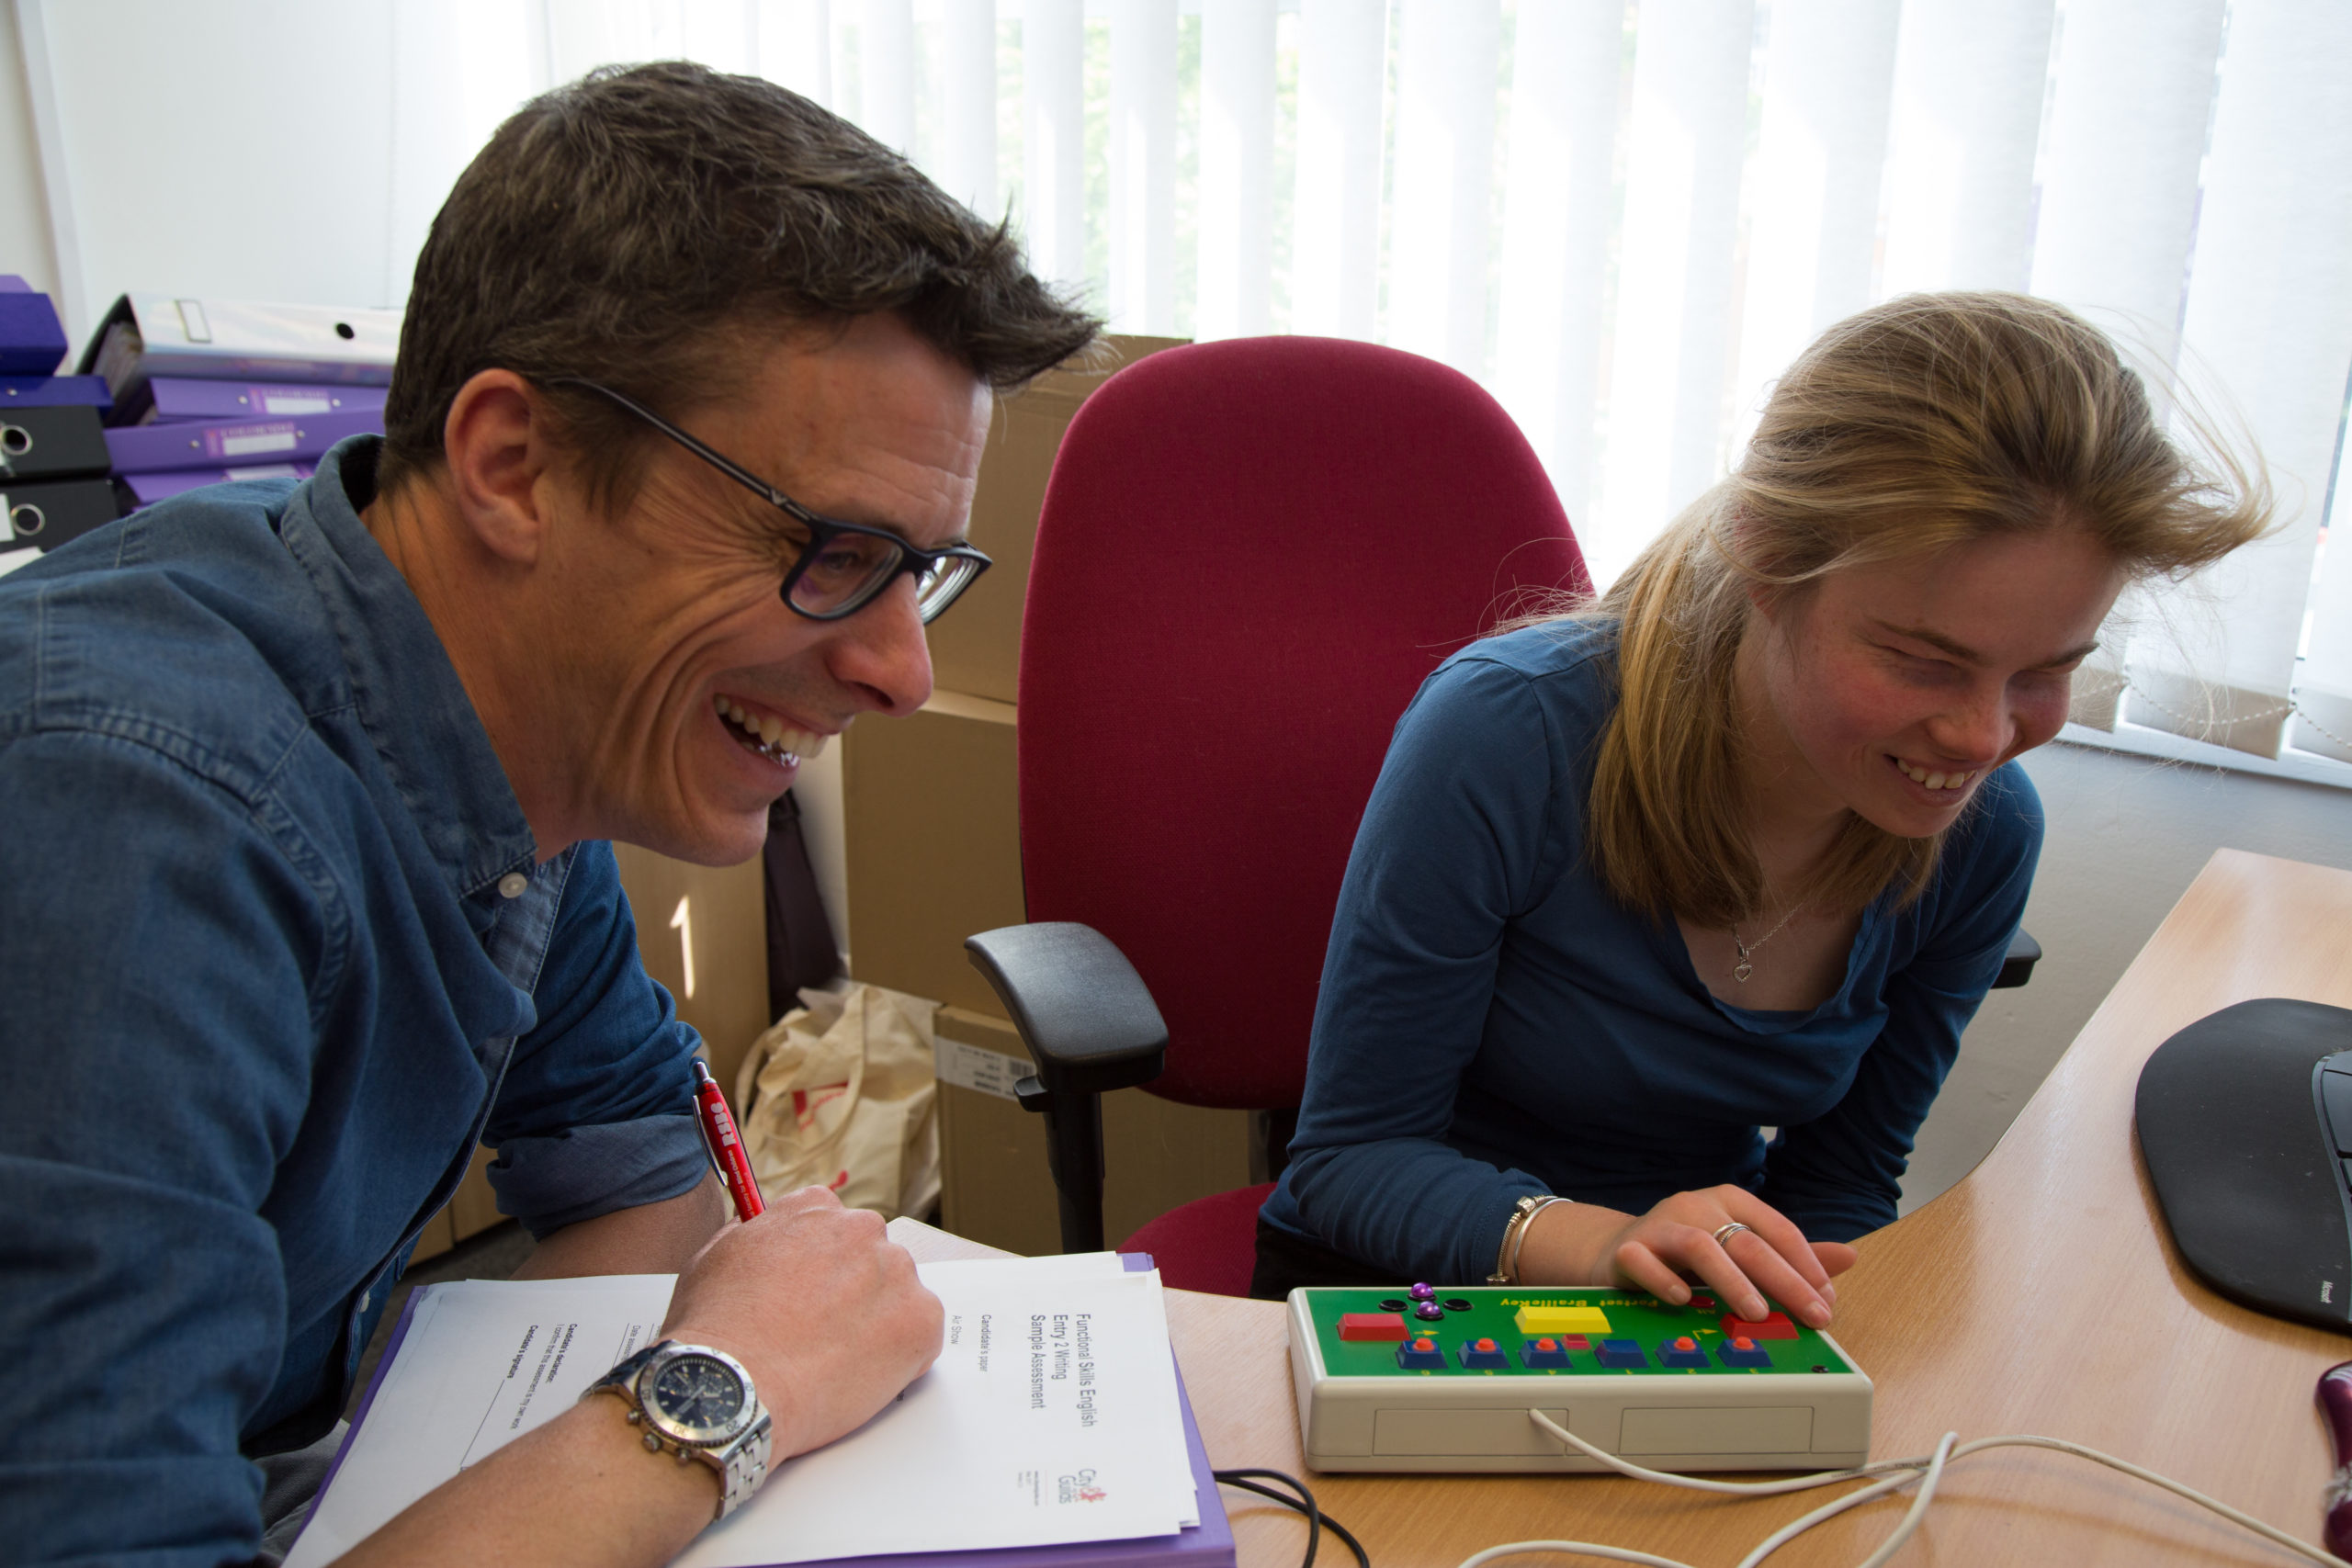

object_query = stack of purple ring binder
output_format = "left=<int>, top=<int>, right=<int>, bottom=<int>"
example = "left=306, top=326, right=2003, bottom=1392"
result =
left=78, top=292, right=400, bottom=511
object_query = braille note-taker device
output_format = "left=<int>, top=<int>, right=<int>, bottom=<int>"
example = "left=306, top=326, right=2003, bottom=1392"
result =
left=1286, top=1284, right=1871, bottom=1473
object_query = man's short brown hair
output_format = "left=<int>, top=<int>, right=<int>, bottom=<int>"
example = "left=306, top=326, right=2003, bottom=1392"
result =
left=379, top=61, right=1101, bottom=503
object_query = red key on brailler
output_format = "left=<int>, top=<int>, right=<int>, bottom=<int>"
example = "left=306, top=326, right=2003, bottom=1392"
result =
left=1721, top=1312, right=1799, bottom=1339
left=1340, top=1312, right=1408, bottom=1341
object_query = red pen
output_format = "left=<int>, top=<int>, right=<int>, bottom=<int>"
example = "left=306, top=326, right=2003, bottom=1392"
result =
left=693, top=1058, right=764, bottom=1222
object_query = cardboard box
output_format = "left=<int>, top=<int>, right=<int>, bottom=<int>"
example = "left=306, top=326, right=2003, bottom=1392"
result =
left=842, top=690, right=1023, bottom=1019
left=448, top=1145, right=502, bottom=1242
left=924, top=335, right=1186, bottom=705
left=933, top=1006, right=1253, bottom=1257
left=409, top=1204, right=456, bottom=1262
left=414, top=1145, right=510, bottom=1257
left=613, top=841, right=773, bottom=1103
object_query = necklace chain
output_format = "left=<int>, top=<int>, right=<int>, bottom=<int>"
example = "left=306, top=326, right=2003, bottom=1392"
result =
left=1731, top=904, right=1804, bottom=983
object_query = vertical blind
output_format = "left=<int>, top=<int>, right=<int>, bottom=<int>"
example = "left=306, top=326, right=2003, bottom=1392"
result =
left=17, top=0, right=2352, bottom=768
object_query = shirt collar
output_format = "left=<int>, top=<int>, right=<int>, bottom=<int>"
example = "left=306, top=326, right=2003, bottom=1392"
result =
left=274, top=435, right=539, bottom=902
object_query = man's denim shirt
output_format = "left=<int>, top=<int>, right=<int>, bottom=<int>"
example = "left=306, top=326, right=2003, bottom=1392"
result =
left=0, top=438, right=708, bottom=1565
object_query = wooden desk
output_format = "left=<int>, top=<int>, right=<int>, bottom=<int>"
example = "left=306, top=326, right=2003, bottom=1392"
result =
left=906, top=850, right=2352, bottom=1565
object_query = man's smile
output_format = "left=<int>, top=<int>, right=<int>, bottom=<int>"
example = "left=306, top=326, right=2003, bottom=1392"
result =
left=713, top=694, right=832, bottom=766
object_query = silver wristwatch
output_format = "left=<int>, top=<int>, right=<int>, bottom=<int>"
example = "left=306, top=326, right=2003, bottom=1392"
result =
left=584, top=1339, right=773, bottom=1519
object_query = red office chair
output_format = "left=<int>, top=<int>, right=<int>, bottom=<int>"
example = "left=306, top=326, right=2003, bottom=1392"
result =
left=965, top=336, right=1589, bottom=1295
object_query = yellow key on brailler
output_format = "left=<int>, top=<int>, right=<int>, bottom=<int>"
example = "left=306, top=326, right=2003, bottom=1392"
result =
left=1513, top=1304, right=1611, bottom=1336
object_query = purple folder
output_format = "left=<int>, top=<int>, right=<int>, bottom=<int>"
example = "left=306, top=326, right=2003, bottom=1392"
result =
left=104, top=408, right=382, bottom=474
left=0, top=279, right=67, bottom=376
left=311, top=1253, right=1234, bottom=1568
left=0, top=375, right=112, bottom=412
left=120, top=464, right=314, bottom=508
left=138, top=377, right=389, bottom=425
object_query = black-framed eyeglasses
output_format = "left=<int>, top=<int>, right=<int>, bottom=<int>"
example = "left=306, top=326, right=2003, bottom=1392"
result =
left=546, top=377, right=991, bottom=625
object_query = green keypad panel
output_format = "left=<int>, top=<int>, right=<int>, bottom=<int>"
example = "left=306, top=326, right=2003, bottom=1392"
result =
left=1302, top=1285, right=1854, bottom=1379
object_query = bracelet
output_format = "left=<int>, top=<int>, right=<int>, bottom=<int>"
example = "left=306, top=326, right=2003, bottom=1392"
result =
left=1487, top=1194, right=1571, bottom=1285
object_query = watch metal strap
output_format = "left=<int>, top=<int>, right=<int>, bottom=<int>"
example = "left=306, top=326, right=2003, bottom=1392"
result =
left=586, top=1339, right=773, bottom=1519
left=715, top=1412, right=775, bottom=1518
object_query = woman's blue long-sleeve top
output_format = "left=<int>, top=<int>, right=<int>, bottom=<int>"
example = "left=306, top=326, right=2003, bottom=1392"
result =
left=1256, top=621, right=2042, bottom=1284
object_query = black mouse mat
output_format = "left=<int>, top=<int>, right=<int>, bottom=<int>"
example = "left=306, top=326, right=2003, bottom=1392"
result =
left=2136, top=997, right=2352, bottom=1333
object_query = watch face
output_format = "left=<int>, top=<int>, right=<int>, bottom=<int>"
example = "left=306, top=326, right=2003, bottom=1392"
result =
left=647, top=1353, right=748, bottom=1441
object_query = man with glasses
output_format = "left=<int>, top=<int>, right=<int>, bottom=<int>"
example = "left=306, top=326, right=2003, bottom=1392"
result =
left=0, top=62, right=1097, bottom=1568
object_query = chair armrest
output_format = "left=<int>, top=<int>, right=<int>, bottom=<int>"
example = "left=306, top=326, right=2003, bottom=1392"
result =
left=964, top=922, right=1169, bottom=1095
left=1993, top=927, right=2041, bottom=990
left=965, top=922, right=1169, bottom=1254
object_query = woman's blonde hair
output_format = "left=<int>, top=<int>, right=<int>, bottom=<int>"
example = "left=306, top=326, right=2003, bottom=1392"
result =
left=1584, top=291, right=2269, bottom=928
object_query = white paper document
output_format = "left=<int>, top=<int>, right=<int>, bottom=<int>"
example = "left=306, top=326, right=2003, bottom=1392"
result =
left=287, top=1250, right=1196, bottom=1568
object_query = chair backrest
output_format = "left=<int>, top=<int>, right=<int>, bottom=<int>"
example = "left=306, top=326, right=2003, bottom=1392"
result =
left=1017, top=336, right=1589, bottom=1110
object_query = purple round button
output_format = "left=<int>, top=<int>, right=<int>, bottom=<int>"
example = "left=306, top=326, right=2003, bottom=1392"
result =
left=1413, top=1301, right=1445, bottom=1321
left=1408, top=1282, right=1436, bottom=1301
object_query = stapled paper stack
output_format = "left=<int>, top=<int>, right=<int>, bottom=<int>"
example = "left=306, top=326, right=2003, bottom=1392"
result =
left=79, top=293, right=401, bottom=509
left=285, top=1245, right=1233, bottom=1568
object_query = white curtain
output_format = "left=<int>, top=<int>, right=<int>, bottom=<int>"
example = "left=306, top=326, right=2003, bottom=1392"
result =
left=1594, top=0, right=1751, bottom=592
left=2125, top=0, right=2352, bottom=761
left=1195, top=0, right=1275, bottom=341
left=16, top=0, right=2350, bottom=769
left=1730, top=0, right=1899, bottom=453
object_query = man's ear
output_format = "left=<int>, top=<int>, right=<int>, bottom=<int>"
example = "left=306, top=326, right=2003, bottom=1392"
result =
left=441, top=370, right=558, bottom=566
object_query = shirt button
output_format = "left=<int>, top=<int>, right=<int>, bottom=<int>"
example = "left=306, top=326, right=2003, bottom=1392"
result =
left=497, top=872, right=528, bottom=899
left=357, top=1291, right=370, bottom=1314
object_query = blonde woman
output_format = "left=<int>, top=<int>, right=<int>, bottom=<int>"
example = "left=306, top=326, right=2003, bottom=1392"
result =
left=1252, top=293, right=2267, bottom=1319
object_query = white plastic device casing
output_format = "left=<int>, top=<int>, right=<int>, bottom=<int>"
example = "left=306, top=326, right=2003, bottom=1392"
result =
left=1285, top=1290, right=1872, bottom=1474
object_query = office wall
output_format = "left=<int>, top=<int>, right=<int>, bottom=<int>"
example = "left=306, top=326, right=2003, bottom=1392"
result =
left=1904, top=739, right=2352, bottom=1211
left=0, top=4, right=59, bottom=299
left=14, top=1, right=405, bottom=345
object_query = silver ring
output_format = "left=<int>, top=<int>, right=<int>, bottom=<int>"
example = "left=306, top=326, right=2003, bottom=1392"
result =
left=1711, top=1222, right=1753, bottom=1248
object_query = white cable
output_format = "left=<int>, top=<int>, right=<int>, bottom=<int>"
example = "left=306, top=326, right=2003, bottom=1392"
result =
left=1456, top=1545, right=1694, bottom=1568
left=1514, top=1415, right=1959, bottom=1568
left=1937, top=1435, right=2350, bottom=1568
left=1523, top=1410, right=1929, bottom=1495
left=1835, top=1433, right=1952, bottom=1568
left=1446, top=1411, right=2352, bottom=1568
left=1729, top=1469, right=1930, bottom=1568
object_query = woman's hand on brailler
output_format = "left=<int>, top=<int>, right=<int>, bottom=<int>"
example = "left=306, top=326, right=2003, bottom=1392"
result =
left=1604, top=1187, right=1853, bottom=1326
left=1518, top=1187, right=1855, bottom=1326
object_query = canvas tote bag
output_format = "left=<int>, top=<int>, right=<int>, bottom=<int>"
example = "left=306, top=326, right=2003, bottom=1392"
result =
left=733, top=982, right=943, bottom=1221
